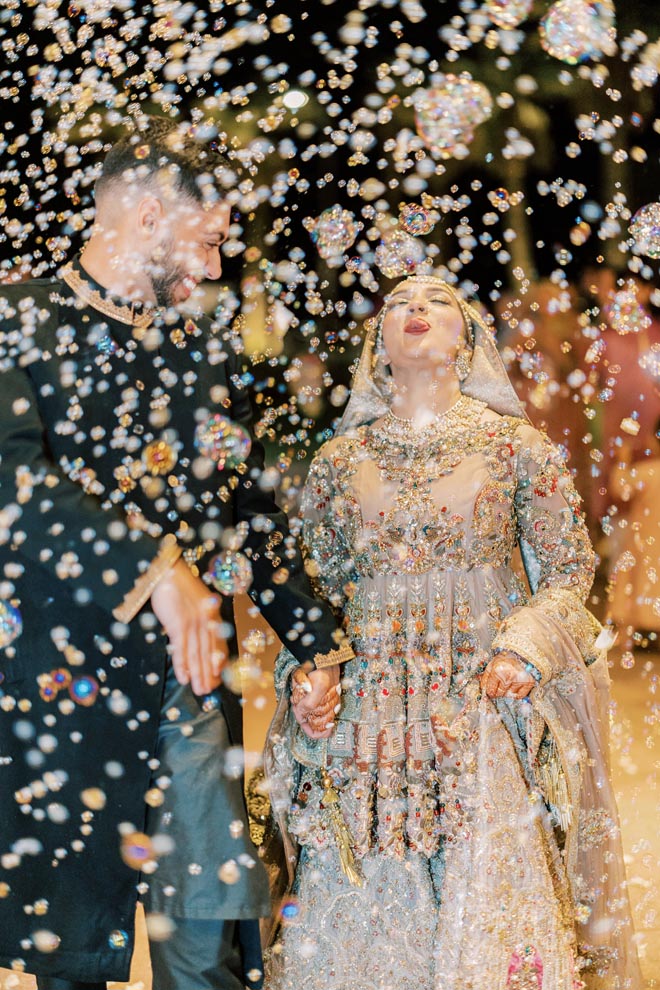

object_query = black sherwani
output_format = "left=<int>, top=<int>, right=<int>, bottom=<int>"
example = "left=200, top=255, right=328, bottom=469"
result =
left=0, top=261, right=344, bottom=981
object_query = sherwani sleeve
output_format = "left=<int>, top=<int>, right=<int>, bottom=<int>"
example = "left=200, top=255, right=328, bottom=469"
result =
left=299, top=449, right=357, bottom=617
left=491, top=424, right=599, bottom=684
left=226, top=361, right=353, bottom=669
left=0, top=352, right=162, bottom=617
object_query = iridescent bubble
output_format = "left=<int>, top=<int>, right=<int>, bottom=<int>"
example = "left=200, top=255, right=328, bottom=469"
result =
left=413, top=73, right=492, bottom=159
left=540, top=0, right=616, bottom=65
left=629, top=202, right=660, bottom=258
left=279, top=896, right=300, bottom=923
left=485, top=0, right=534, bottom=29
left=0, top=601, right=23, bottom=648
left=399, top=203, right=435, bottom=236
left=305, top=205, right=362, bottom=262
left=120, top=832, right=154, bottom=870
left=604, top=280, right=651, bottom=335
left=194, top=415, right=251, bottom=470
left=208, top=551, right=254, bottom=596
left=32, top=930, right=61, bottom=953
left=51, top=668, right=72, bottom=690
left=68, top=676, right=99, bottom=707
left=108, top=929, right=129, bottom=950
left=375, top=229, right=426, bottom=278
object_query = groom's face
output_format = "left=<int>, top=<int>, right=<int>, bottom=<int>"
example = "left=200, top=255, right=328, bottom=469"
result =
left=148, top=199, right=231, bottom=308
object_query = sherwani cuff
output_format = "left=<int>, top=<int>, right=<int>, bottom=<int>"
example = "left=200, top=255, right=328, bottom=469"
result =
left=112, top=533, right=182, bottom=623
left=310, top=638, right=355, bottom=669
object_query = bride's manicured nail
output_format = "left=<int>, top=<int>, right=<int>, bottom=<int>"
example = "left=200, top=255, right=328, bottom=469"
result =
left=334, top=703, right=341, bottom=713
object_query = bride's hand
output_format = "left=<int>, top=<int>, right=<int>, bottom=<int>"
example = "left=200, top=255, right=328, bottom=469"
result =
left=480, top=652, right=536, bottom=699
left=290, top=666, right=342, bottom=739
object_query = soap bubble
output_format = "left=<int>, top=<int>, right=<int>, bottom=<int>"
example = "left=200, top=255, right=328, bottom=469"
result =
left=305, top=205, right=362, bottom=262
left=540, top=0, right=617, bottom=64
left=485, top=0, right=534, bottom=29
left=208, top=551, right=254, bottom=595
left=413, top=73, right=492, bottom=159
left=629, top=202, right=660, bottom=258
left=194, top=415, right=251, bottom=470
left=375, top=230, right=427, bottom=278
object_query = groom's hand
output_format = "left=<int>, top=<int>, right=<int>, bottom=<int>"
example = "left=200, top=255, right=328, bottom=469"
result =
left=151, top=559, right=227, bottom=696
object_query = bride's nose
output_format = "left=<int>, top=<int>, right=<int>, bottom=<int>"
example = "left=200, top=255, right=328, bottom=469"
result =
left=408, top=299, right=428, bottom=312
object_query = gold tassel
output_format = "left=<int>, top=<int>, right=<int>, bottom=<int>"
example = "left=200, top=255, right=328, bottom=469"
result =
left=537, top=735, right=572, bottom=833
left=321, top=773, right=363, bottom=887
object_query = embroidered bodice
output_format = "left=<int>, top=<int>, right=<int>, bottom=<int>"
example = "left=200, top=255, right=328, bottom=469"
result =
left=291, top=396, right=595, bottom=863
left=303, top=397, right=593, bottom=597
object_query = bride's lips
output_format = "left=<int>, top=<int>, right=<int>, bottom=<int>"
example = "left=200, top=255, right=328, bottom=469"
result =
left=403, top=317, right=430, bottom=335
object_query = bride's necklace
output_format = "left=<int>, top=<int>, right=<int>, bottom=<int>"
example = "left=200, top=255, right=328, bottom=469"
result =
left=367, top=395, right=490, bottom=480
left=377, top=394, right=485, bottom=447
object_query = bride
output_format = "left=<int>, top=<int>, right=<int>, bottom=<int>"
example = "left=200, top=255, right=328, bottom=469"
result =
left=263, top=275, right=642, bottom=990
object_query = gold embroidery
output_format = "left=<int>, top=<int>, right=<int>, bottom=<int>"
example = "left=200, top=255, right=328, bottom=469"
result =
left=112, top=533, right=181, bottom=623
left=312, top=640, right=354, bottom=669
left=61, top=262, right=156, bottom=332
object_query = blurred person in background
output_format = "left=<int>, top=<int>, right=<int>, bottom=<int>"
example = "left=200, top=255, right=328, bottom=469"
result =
left=607, top=419, right=660, bottom=652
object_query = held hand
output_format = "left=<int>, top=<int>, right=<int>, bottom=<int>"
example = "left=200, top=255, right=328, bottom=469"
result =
left=290, top=666, right=341, bottom=739
left=480, top=652, right=536, bottom=700
left=151, top=559, right=227, bottom=696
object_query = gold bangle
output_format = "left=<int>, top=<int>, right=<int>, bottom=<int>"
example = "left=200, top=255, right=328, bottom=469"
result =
left=112, top=534, right=182, bottom=623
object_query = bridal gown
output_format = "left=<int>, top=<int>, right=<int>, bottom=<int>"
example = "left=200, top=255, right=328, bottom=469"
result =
left=264, top=395, right=641, bottom=990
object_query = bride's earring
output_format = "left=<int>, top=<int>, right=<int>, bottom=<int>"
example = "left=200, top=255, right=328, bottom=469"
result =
left=455, top=346, right=472, bottom=382
left=374, top=321, right=390, bottom=366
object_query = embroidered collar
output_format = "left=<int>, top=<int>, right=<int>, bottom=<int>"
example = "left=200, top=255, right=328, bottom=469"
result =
left=60, top=256, right=157, bottom=335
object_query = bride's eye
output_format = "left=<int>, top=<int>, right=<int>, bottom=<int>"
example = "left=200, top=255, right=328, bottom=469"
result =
left=430, top=297, right=451, bottom=305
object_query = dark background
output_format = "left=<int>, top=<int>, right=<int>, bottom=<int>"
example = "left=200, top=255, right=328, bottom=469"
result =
left=1, top=0, right=660, bottom=450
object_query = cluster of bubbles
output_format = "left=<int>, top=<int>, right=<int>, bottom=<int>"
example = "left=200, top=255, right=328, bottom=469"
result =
left=413, top=72, right=493, bottom=159
left=629, top=202, right=660, bottom=258
left=604, top=278, right=652, bottom=334
left=208, top=551, right=254, bottom=596
left=194, top=415, right=252, bottom=471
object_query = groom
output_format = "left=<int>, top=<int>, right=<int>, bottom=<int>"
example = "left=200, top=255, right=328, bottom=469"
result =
left=0, top=117, right=349, bottom=989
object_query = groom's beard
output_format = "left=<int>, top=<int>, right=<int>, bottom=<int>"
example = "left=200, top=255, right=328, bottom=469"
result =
left=149, top=238, right=188, bottom=308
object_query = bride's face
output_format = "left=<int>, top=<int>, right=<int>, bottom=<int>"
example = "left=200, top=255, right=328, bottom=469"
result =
left=380, top=280, right=466, bottom=371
